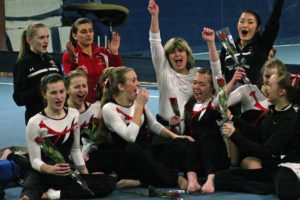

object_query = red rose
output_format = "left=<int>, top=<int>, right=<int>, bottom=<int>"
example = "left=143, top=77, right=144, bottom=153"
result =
left=169, top=97, right=177, bottom=105
left=35, top=135, right=44, bottom=144
left=219, top=32, right=228, bottom=42
left=170, top=191, right=180, bottom=198
left=217, top=77, right=225, bottom=87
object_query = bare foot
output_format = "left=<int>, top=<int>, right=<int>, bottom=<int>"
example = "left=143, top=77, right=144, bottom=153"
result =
left=177, top=175, right=188, bottom=190
left=20, top=195, right=30, bottom=200
left=187, top=181, right=201, bottom=193
left=91, top=171, right=104, bottom=175
left=117, top=179, right=141, bottom=189
left=41, top=188, right=60, bottom=199
left=1, top=149, right=12, bottom=160
left=201, top=174, right=215, bottom=194
left=186, top=171, right=201, bottom=193
left=41, top=192, right=48, bottom=199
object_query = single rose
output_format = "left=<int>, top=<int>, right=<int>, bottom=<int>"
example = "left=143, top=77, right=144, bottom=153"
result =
left=35, top=135, right=44, bottom=144
left=217, top=77, right=225, bottom=87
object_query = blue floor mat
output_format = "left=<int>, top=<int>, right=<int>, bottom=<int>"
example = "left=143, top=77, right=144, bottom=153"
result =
left=0, top=78, right=278, bottom=200
left=4, top=187, right=278, bottom=200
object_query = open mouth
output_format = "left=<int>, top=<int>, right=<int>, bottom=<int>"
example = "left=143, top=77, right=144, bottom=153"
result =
left=194, top=91, right=201, bottom=97
left=175, top=58, right=182, bottom=66
left=241, top=30, right=248, bottom=37
left=77, top=93, right=86, bottom=101
left=55, top=100, right=64, bottom=107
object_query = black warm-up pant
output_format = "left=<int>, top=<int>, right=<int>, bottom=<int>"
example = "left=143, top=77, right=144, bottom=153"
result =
left=194, top=134, right=230, bottom=177
left=108, top=138, right=199, bottom=187
left=214, top=168, right=274, bottom=195
left=275, top=166, right=300, bottom=200
left=20, top=169, right=116, bottom=200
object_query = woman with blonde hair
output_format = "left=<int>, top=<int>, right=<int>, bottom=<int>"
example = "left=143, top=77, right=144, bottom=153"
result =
left=13, top=23, right=63, bottom=124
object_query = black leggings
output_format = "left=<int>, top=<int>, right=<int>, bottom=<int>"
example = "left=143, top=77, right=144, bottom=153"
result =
left=21, top=169, right=116, bottom=200
left=275, top=166, right=300, bottom=200
left=107, top=138, right=199, bottom=187
left=214, top=168, right=274, bottom=195
left=214, top=166, right=300, bottom=199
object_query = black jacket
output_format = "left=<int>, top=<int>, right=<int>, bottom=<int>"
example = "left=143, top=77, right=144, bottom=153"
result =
left=220, top=0, right=284, bottom=85
left=13, top=50, right=63, bottom=124
left=230, top=105, right=300, bottom=172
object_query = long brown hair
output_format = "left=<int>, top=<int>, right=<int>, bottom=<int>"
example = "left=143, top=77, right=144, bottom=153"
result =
left=94, top=67, right=116, bottom=102
left=18, top=23, right=48, bottom=60
left=95, top=66, right=134, bottom=144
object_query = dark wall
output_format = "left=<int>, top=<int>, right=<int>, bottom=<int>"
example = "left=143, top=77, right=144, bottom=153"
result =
left=63, top=0, right=300, bottom=54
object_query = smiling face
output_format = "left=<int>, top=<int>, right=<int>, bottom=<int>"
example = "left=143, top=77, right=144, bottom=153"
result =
left=122, top=70, right=140, bottom=103
left=27, top=27, right=49, bottom=54
left=67, top=75, right=88, bottom=106
left=43, top=80, right=66, bottom=112
left=168, top=49, right=188, bottom=74
left=192, top=72, right=214, bottom=103
left=73, top=22, right=94, bottom=47
left=237, top=12, right=259, bottom=44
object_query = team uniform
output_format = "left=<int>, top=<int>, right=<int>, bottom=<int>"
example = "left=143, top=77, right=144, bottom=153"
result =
left=212, top=59, right=269, bottom=144
left=76, top=101, right=111, bottom=173
left=62, top=44, right=122, bottom=102
left=21, top=107, right=115, bottom=199
left=13, top=50, right=63, bottom=124
left=102, top=102, right=199, bottom=187
left=78, top=101, right=101, bottom=160
left=184, top=61, right=230, bottom=177
left=220, top=0, right=284, bottom=85
left=149, top=32, right=197, bottom=132
left=214, top=104, right=300, bottom=197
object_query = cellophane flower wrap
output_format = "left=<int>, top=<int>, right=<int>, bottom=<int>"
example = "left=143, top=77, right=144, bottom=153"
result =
left=81, top=117, right=99, bottom=143
left=216, top=27, right=239, bottom=65
left=34, top=135, right=94, bottom=195
left=169, top=97, right=181, bottom=134
left=216, top=74, right=228, bottom=125
left=216, top=27, right=251, bottom=84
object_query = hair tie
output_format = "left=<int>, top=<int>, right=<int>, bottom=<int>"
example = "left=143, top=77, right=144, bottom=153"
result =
left=103, top=78, right=109, bottom=88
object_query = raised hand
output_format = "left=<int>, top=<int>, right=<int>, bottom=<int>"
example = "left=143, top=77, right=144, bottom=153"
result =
left=148, top=0, right=159, bottom=16
left=231, top=67, right=246, bottom=84
left=108, top=32, right=120, bottom=55
left=202, top=27, right=215, bottom=43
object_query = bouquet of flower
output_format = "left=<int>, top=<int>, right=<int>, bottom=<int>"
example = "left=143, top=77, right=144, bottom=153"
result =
left=35, top=135, right=95, bottom=196
left=215, top=75, right=228, bottom=125
left=216, top=27, right=250, bottom=84
left=81, top=117, right=99, bottom=142
left=122, top=185, right=183, bottom=199
left=169, top=97, right=181, bottom=134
